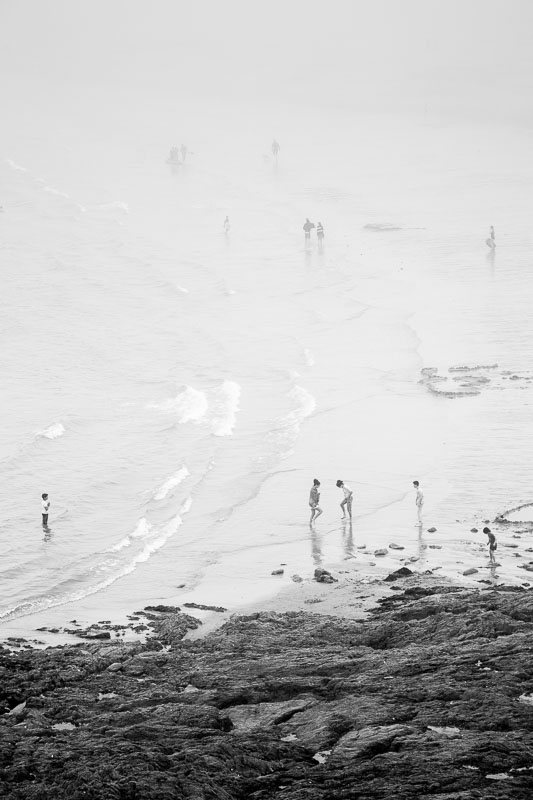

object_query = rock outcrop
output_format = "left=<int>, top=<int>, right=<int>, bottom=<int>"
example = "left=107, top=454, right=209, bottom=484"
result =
left=1, top=587, right=533, bottom=798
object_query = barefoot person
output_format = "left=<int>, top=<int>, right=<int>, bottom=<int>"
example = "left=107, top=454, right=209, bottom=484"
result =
left=483, top=526, right=497, bottom=563
left=336, top=479, right=353, bottom=519
left=303, top=218, right=315, bottom=241
left=317, top=221, right=324, bottom=249
left=41, top=493, right=50, bottom=528
left=309, top=478, right=323, bottom=524
left=413, top=481, right=424, bottom=524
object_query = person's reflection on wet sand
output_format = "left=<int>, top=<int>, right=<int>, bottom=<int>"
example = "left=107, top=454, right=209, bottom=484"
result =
left=342, top=518, right=355, bottom=558
left=416, top=522, right=427, bottom=564
left=309, top=524, right=323, bottom=566
left=486, top=246, right=495, bottom=275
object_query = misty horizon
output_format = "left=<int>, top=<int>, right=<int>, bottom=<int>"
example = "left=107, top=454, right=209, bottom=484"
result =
left=1, top=0, right=533, bottom=122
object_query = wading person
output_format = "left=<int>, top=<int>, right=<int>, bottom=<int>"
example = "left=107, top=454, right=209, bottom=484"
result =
left=483, top=526, right=497, bottom=563
left=309, top=478, right=322, bottom=524
left=413, top=480, right=424, bottom=524
left=303, top=218, right=315, bottom=241
left=41, top=493, right=50, bottom=528
left=336, top=479, right=353, bottom=519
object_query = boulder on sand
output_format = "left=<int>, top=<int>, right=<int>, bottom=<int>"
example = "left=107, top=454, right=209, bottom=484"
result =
left=384, top=567, right=414, bottom=582
left=314, top=568, right=338, bottom=584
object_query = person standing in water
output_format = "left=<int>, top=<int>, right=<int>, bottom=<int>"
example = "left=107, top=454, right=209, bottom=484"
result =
left=272, top=139, right=280, bottom=160
left=317, top=221, right=324, bottom=249
left=41, top=493, right=50, bottom=528
left=486, top=226, right=496, bottom=249
left=223, top=216, right=230, bottom=234
left=483, top=526, right=497, bottom=563
left=413, top=480, right=424, bottom=524
left=303, top=218, right=315, bottom=241
left=309, top=478, right=323, bottom=524
left=180, top=144, right=188, bottom=162
left=336, top=480, right=353, bottom=519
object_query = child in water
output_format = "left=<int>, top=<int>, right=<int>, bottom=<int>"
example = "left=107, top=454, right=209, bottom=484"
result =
left=483, top=526, right=497, bottom=563
left=309, top=478, right=322, bottom=524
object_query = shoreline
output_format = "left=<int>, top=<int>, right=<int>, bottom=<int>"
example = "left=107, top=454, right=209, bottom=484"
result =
left=2, top=509, right=532, bottom=650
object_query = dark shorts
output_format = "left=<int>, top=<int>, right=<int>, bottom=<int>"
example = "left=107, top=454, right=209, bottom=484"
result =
left=42, top=514, right=48, bottom=525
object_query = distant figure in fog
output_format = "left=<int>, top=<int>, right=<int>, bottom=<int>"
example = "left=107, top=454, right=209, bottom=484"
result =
left=272, top=139, right=280, bottom=160
left=336, top=479, right=353, bottom=519
left=223, top=216, right=230, bottom=234
left=483, top=526, right=497, bottom=563
left=303, top=218, right=315, bottom=240
left=413, top=480, right=424, bottom=524
left=309, top=478, right=323, bottom=524
left=180, top=144, right=188, bottom=162
left=168, top=145, right=181, bottom=164
left=317, top=221, right=324, bottom=248
left=41, top=493, right=50, bottom=528
left=486, top=226, right=496, bottom=249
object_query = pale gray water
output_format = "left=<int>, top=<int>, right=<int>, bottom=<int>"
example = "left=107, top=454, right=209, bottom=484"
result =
left=1, top=90, right=533, bottom=636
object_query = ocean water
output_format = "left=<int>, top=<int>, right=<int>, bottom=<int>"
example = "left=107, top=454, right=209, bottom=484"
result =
left=1, top=92, right=533, bottom=637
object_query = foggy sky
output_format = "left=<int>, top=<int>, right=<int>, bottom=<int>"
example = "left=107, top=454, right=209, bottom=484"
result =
left=1, top=0, right=533, bottom=118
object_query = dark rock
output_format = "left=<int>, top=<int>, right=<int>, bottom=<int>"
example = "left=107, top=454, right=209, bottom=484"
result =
left=144, top=605, right=181, bottom=613
left=183, top=603, right=227, bottom=613
left=314, top=568, right=338, bottom=584
left=427, top=527, right=437, bottom=533
left=384, top=567, right=414, bottom=582
left=462, top=568, right=479, bottom=576
left=83, top=631, right=111, bottom=640
left=271, top=569, right=284, bottom=575
left=1, top=589, right=533, bottom=798
left=374, top=548, right=388, bottom=556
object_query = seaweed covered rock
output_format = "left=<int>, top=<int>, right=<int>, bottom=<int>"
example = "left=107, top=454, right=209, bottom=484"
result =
left=1, top=587, right=533, bottom=798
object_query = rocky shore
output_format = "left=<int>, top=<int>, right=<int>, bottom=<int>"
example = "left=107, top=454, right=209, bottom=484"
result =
left=1, top=578, right=533, bottom=799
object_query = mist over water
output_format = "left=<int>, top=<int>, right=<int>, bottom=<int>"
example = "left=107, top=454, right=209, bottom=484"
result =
left=1, top=1, right=533, bottom=633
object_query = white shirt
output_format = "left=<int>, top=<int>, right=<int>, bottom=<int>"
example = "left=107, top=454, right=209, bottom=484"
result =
left=342, top=484, right=353, bottom=498
left=416, top=489, right=424, bottom=506
left=42, top=498, right=50, bottom=514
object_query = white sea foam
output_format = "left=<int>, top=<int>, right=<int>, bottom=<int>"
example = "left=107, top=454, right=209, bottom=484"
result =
left=150, top=385, right=209, bottom=423
left=210, top=380, right=241, bottom=436
left=38, top=423, right=65, bottom=440
left=113, top=497, right=192, bottom=572
left=109, top=517, right=151, bottom=552
left=43, top=186, right=70, bottom=199
left=264, top=385, right=317, bottom=460
left=150, top=381, right=241, bottom=434
left=154, top=465, right=190, bottom=500
left=97, top=201, right=130, bottom=213
left=174, top=386, right=209, bottom=423
left=287, top=385, right=317, bottom=423
left=5, top=158, right=27, bottom=172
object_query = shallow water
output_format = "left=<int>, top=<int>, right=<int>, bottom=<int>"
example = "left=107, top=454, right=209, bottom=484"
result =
left=1, top=93, right=533, bottom=637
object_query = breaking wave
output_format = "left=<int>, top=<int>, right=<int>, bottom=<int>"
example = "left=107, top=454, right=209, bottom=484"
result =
left=37, top=423, right=65, bottom=440
left=149, top=381, right=241, bottom=436
left=154, top=466, right=190, bottom=500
